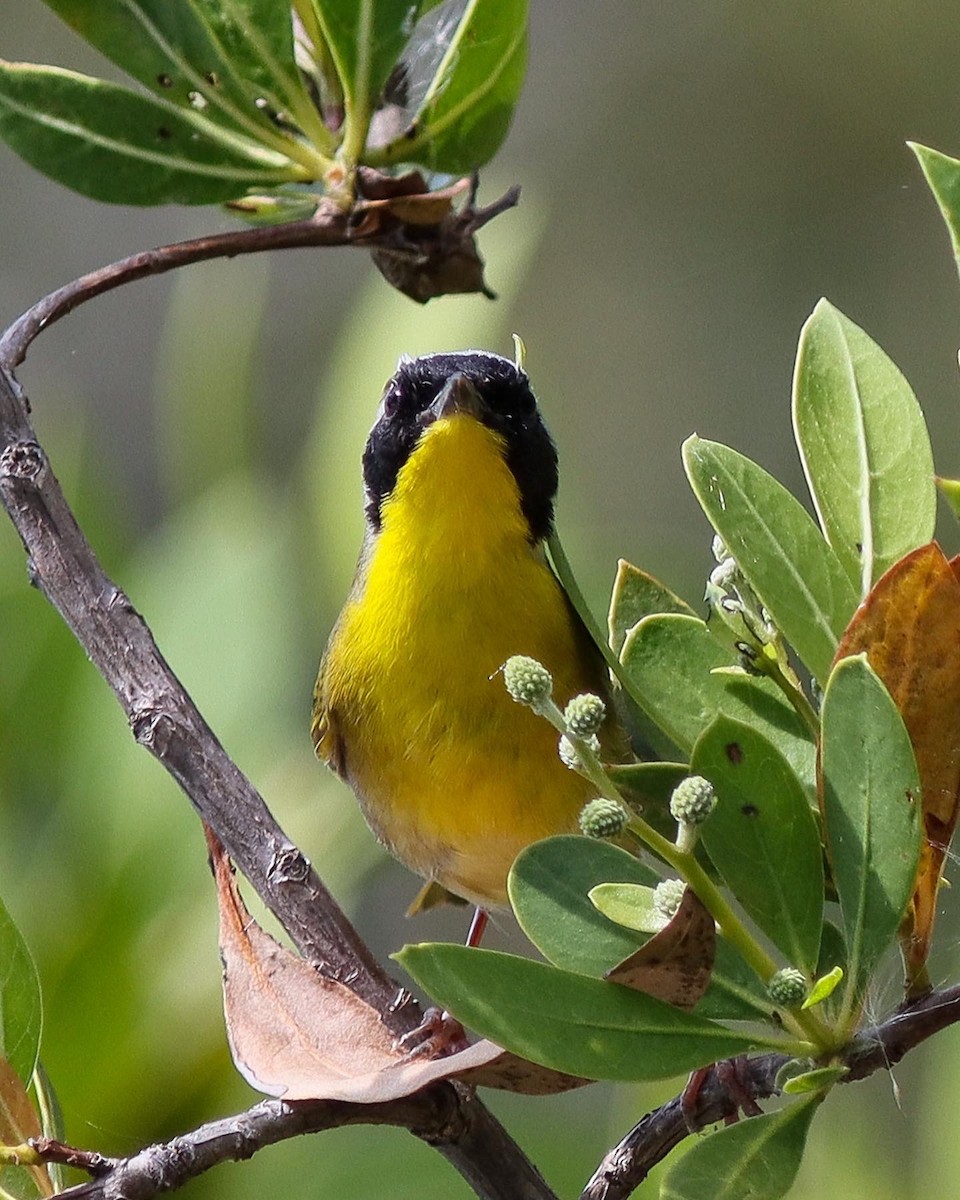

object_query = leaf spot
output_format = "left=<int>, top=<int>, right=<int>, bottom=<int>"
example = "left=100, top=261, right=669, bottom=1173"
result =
left=725, top=741, right=743, bottom=764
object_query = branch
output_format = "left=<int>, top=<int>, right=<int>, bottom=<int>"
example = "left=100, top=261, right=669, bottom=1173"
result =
left=35, top=1086, right=556, bottom=1200
left=0, top=179, right=520, bottom=368
left=580, top=984, right=960, bottom=1200
left=0, top=191, right=550, bottom=1200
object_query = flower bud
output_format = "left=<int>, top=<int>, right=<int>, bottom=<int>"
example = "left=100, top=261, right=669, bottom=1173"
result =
left=669, top=775, right=717, bottom=827
left=563, top=693, right=606, bottom=737
left=767, top=967, right=808, bottom=1008
left=559, top=732, right=601, bottom=770
left=579, top=798, right=629, bottom=839
left=653, top=878, right=687, bottom=920
left=503, top=655, right=553, bottom=709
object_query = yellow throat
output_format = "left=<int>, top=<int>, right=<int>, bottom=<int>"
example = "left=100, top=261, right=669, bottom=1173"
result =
left=318, top=412, right=602, bottom=906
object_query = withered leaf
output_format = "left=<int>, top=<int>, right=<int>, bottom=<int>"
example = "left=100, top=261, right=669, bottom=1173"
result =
left=604, top=888, right=715, bottom=1010
left=0, top=1055, right=54, bottom=1196
left=834, top=542, right=960, bottom=982
left=208, top=831, right=586, bottom=1100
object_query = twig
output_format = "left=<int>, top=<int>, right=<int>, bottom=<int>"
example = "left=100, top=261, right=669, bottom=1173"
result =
left=20, top=985, right=960, bottom=1200
left=580, top=984, right=960, bottom=1200
left=0, top=182, right=520, bottom=368
left=0, top=191, right=550, bottom=1200
left=34, top=1087, right=556, bottom=1200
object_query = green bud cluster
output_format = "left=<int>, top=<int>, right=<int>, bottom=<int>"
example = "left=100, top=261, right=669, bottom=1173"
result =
left=563, top=693, right=606, bottom=737
left=559, top=732, right=600, bottom=770
left=767, top=967, right=808, bottom=1008
left=503, top=655, right=553, bottom=709
left=669, top=775, right=717, bottom=826
left=653, top=878, right=687, bottom=920
left=579, top=797, right=629, bottom=839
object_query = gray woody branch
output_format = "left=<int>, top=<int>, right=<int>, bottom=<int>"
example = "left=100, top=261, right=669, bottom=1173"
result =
left=0, top=201, right=555, bottom=1200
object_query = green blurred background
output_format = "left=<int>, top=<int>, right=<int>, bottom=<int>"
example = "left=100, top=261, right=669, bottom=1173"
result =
left=3, top=3, right=960, bottom=1197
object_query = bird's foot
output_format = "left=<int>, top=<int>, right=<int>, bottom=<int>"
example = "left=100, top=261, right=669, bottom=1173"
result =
left=397, top=1006, right=471, bottom=1060
left=680, top=1056, right=763, bottom=1132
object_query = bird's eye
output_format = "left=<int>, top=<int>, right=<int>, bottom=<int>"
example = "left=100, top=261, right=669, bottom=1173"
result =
left=382, top=387, right=401, bottom=418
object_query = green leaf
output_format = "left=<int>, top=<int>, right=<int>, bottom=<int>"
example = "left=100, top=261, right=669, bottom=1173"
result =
left=508, top=836, right=658, bottom=976
left=803, top=967, right=843, bottom=1010
left=312, top=0, right=413, bottom=125
left=619, top=616, right=817, bottom=784
left=781, top=1065, right=846, bottom=1094
left=697, top=938, right=773, bottom=1022
left=820, top=655, right=922, bottom=1008
left=683, top=436, right=859, bottom=686
left=937, top=475, right=960, bottom=523
left=397, top=945, right=780, bottom=1082
left=606, top=761, right=690, bottom=802
left=589, top=882, right=661, bottom=933
left=620, top=614, right=735, bottom=753
left=0, top=898, right=41, bottom=1089
left=377, top=0, right=528, bottom=173
left=717, top=674, right=818, bottom=802
left=608, top=560, right=696, bottom=656
left=0, top=61, right=302, bottom=205
left=792, top=299, right=935, bottom=596
left=660, top=1094, right=821, bottom=1200
left=40, top=0, right=329, bottom=153
left=30, top=1064, right=65, bottom=1193
left=912, top=142, right=960, bottom=282
left=692, top=717, right=824, bottom=975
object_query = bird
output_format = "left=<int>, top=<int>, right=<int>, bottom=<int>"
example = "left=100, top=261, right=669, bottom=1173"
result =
left=312, top=350, right=626, bottom=938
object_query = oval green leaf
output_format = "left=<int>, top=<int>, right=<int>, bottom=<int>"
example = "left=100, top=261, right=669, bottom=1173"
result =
left=313, top=0, right=413, bottom=127
left=0, top=61, right=301, bottom=205
left=912, top=142, right=960, bottom=282
left=608, top=560, right=696, bottom=656
left=820, top=655, right=922, bottom=1009
left=589, top=882, right=661, bottom=934
left=0, top=896, right=41, bottom=1088
left=397, top=945, right=780, bottom=1083
left=377, top=0, right=528, bottom=173
left=793, top=299, right=935, bottom=597
left=620, top=615, right=817, bottom=788
left=660, top=1094, right=821, bottom=1200
left=620, top=614, right=735, bottom=753
left=508, top=836, right=658, bottom=976
left=692, top=716, right=824, bottom=975
left=682, top=436, right=859, bottom=686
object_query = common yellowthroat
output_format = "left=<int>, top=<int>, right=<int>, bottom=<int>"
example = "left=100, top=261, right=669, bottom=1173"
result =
left=312, top=351, right=624, bottom=917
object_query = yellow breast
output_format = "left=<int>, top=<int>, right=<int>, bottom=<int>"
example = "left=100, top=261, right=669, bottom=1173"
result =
left=316, top=413, right=604, bottom=906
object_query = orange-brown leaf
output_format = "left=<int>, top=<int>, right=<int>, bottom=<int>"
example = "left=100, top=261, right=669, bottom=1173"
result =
left=604, top=888, right=715, bottom=1010
left=835, top=541, right=960, bottom=977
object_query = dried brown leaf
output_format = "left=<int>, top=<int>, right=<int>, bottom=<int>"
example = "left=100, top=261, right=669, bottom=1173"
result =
left=0, top=1056, right=53, bottom=1197
left=209, top=830, right=583, bottom=1100
left=604, top=888, right=715, bottom=1010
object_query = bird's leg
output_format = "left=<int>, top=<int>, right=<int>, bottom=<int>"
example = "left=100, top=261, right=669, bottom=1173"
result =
left=466, top=906, right=489, bottom=947
left=397, top=909, right=489, bottom=1058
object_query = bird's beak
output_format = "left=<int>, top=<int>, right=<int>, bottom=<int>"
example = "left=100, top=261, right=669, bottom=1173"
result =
left=423, top=373, right=484, bottom=424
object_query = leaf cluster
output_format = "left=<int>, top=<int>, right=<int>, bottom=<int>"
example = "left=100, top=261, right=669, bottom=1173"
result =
left=0, top=0, right=526, bottom=209
left=400, top=184, right=960, bottom=1190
